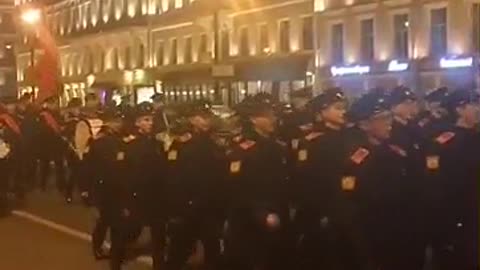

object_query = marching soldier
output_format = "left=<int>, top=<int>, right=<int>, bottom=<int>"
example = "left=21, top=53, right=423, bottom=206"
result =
left=89, top=107, right=145, bottom=270
left=342, top=92, right=424, bottom=270
left=16, top=93, right=39, bottom=190
left=423, top=89, right=480, bottom=270
left=165, top=100, right=225, bottom=270
left=278, top=87, right=313, bottom=151
left=125, top=102, right=167, bottom=270
left=0, top=117, right=11, bottom=215
left=0, top=97, right=21, bottom=212
left=387, top=86, right=426, bottom=246
left=71, top=93, right=103, bottom=203
left=417, top=87, right=450, bottom=138
left=388, top=86, right=421, bottom=150
left=88, top=107, right=125, bottom=260
left=37, top=96, right=66, bottom=192
left=63, top=98, right=83, bottom=203
left=293, top=88, right=355, bottom=270
left=225, top=96, right=291, bottom=270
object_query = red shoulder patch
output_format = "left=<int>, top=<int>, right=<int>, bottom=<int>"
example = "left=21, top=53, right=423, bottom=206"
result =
left=239, top=140, right=256, bottom=150
left=350, top=148, right=370, bottom=164
left=305, top=132, right=323, bottom=141
left=435, top=132, right=455, bottom=144
left=389, top=144, right=407, bottom=157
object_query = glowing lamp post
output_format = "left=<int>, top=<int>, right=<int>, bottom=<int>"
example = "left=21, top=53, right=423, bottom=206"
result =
left=20, top=7, right=42, bottom=98
left=21, top=8, right=42, bottom=25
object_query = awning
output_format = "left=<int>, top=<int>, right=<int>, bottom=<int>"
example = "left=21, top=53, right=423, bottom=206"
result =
left=232, top=53, right=312, bottom=81
left=152, top=54, right=313, bottom=84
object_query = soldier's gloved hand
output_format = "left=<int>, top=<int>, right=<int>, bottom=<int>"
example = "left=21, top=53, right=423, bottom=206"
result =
left=122, top=208, right=131, bottom=218
left=80, top=192, right=91, bottom=207
left=266, top=213, right=281, bottom=231
left=169, top=217, right=184, bottom=224
left=320, top=216, right=329, bottom=228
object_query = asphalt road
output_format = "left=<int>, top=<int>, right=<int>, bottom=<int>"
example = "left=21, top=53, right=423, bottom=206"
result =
left=0, top=190, right=151, bottom=270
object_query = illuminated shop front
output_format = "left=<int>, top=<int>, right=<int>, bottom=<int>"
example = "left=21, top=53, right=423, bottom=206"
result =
left=317, top=55, right=478, bottom=97
left=156, top=54, right=314, bottom=106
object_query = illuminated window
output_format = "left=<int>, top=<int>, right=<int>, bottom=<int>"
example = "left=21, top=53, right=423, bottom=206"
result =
left=279, top=20, right=290, bottom=53
left=394, top=14, right=409, bottom=59
left=360, top=18, right=374, bottom=61
left=157, top=42, right=164, bottom=66
left=430, top=8, right=447, bottom=57
left=239, top=27, right=249, bottom=56
left=184, top=37, right=192, bottom=63
left=170, top=39, right=177, bottom=64
left=331, top=23, right=344, bottom=64
left=259, top=24, right=269, bottom=53
left=99, top=50, right=105, bottom=71
left=88, top=50, right=94, bottom=73
left=84, top=4, right=90, bottom=28
left=125, top=46, right=132, bottom=69
left=221, top=30, right=230, bottom=59
left=302, top=16, right=313, bottom=50
left=199, top=33, right=208, bottom=57
left=112, top=48, right=119, bottom=69
left=473, top=4, right=480, bottom=53
left=137, top=44, right=145, bottom=68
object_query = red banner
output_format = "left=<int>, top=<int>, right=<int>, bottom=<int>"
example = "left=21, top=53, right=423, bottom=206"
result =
left=34, top=24, right=60, bottom=104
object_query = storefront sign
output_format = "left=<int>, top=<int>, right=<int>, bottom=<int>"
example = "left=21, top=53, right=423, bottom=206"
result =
left=330, top=65, right=370, bottom=77
left=440, top=57, right=473, bottom=69
left=388, top=60, right=409, bottom=72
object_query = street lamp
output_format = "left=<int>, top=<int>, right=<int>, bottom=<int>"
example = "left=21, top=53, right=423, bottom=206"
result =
left=21, top=8, right=41, bottom=25
left=20, top=7, right=42, bottom=98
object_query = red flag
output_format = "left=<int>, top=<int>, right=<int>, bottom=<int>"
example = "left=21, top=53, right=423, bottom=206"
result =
left=34, top=24, right=59, bottom=103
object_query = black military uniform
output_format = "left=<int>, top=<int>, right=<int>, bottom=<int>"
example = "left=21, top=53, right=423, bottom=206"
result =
left=16, top=93, right=40, bottom=190
left=88, top=109, right=123, bottom=258
left=341, top=92, right=424, bottom=270
left=416, top=87, right=450, bottom=139
left=0, top=97, right=22, bottom=212
left=125, top=102, right=168, bottom=270
left=0, top=98, right=24, bottom=195
left=387, top=86, right=423, bottom=150
left=225, top=97, right=291, bottom=270
left=88, top=109, right=140, bottom=270
left=293, top=89, right=360, bottom=270
left=278, top=87, right=313, bottom=151
left=72, top=101, right=104, bottom=204
left=63, top=98, right=83, bottom=203
left=423, top=90, right=479, bottom=270
left=37, top=96, right=66, bottom=191
left=165, top=101, right=225, bottom=270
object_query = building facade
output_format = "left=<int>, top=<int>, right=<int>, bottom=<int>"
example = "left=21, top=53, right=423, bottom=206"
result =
left=0, top=0, right=17, bottom=98
left=314, top=0, right=480, bottom=97
left=15, top=0, right=315, bottom=105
